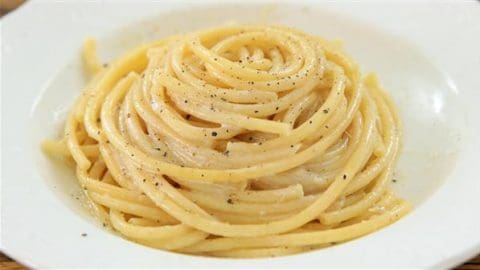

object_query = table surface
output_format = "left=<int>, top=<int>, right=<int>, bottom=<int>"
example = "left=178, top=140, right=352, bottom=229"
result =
left=1, top=1, right=479, bottom=269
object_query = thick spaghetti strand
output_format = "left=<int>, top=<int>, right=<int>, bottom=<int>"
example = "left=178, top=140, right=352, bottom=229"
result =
left=43, top=25, right=410, bottom=258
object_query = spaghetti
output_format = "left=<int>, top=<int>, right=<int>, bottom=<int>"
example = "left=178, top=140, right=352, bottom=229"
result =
left=43, top=25, right=410, bottom=258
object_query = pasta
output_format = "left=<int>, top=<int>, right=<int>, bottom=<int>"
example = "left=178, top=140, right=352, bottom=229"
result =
left=42, top=25, right=411, bottom=258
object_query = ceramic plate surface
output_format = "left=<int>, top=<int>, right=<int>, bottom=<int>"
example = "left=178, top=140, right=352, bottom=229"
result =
left=2, top=1, right=480, bottom=268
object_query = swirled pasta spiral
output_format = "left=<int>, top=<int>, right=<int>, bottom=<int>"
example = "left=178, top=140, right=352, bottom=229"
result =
left=43, top=25, right=410, bottom=258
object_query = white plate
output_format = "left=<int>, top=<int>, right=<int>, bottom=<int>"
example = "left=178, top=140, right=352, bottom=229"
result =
left=2, top=1, right=480, bottom=268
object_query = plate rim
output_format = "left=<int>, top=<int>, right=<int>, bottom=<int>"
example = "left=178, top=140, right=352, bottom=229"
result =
left=2, top=0, right=480, bottom=268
